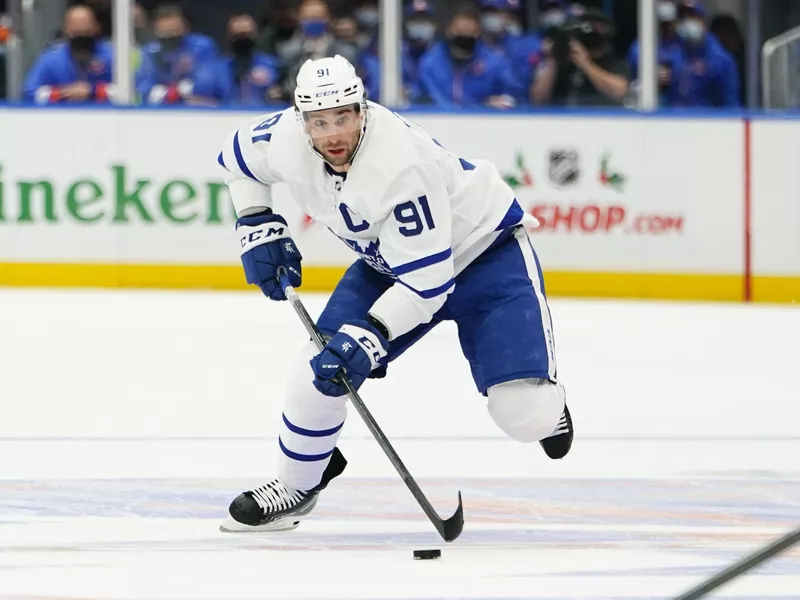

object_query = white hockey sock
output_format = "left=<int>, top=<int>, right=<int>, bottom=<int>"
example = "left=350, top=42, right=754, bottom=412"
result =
left=277, top=342, right=348, bottom=491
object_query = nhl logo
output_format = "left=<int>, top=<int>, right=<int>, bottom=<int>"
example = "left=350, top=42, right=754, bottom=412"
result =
left=549, top=149, right=579, bottom=186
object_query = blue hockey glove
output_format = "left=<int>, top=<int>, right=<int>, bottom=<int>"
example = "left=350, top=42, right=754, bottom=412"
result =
left=237, top=212, right=302, bottom=301
left=310, top=320, right=389, bottom=397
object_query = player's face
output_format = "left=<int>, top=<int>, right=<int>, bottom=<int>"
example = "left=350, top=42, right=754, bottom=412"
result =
left=305, top=106, right=363, bottom=167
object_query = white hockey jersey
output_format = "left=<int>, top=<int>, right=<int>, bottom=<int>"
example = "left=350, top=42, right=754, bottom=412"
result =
left=218, top=101, right=536, bottom=340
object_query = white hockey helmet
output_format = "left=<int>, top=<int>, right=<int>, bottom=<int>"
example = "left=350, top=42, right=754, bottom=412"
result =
left=295, top=54, right=366, bottom=113
left=294, top=55, right=369, bottom=162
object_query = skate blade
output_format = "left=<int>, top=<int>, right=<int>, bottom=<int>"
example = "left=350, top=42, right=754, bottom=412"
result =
left=219, top=515, right=301, bottom=533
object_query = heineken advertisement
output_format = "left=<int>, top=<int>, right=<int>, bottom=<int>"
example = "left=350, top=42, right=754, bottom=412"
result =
left=0, top=108, right=797, bottom=302
left=0, top=165, right=235, bottom=225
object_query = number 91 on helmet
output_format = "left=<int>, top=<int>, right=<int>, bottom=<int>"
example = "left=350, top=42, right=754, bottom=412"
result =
left=294, top=55, right=369, bottom=168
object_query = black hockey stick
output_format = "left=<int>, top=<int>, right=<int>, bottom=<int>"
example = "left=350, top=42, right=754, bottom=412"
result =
left=277, top=267, right=464, bottom=543
left=671, top=525, right=800, bottom=600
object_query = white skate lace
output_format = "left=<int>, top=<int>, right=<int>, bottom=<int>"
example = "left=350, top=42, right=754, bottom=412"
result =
left=250, top=480, right=307, bottom=515
left=549, top=412, right=570, bottom=437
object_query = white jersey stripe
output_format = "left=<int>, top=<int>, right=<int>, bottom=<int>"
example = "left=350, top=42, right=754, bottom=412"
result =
left=514, top=227, right=556, bottom=380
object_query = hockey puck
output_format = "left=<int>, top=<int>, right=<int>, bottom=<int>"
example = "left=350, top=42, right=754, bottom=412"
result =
left=413, top=549, right=441, bottom=560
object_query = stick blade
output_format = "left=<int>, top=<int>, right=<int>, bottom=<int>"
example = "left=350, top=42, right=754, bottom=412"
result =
left=437, top=491, right=464, bottom=543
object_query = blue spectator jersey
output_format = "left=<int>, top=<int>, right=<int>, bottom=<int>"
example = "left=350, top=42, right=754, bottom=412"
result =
left=669, top=33, right=740, bottom=107
left=627, top=36, right=683, bottom=80
left=195, top=52, right=281, bottom=106
left=403, top=40, right=437, bottom=104
left=627, top=36, right=684, bottom=106
left=418, top=41, right=516, bottom=108
left=351, top=41, right=438, bottom=105
left=23, top=39, right=114, bottom=104
left=505, top=33, right=544, bottom=103
left=136, top=33, right=218, bottom=105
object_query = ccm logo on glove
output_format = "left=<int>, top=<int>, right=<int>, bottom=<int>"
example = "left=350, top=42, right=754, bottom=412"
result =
left=239, top=224, right=290, bottom=253
left=354, top=334, right=383, bottom=367
left=236, top=212, right=302, bottom=301
left=310, top=320, right=389, bottom=397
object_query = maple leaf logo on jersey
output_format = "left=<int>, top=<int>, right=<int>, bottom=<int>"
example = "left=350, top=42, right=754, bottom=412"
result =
left=599, top=153, right=626, bottom=191
left=337, top=237, right=394, bottom=276
left=339, top=237, right=380, bottom=257
left=502, top=152, right=534, bottom=189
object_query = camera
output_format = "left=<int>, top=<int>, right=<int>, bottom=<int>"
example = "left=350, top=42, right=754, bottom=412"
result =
left=548, top=9, right=613, bottom=64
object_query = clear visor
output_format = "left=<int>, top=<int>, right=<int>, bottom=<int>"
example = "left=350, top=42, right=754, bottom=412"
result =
left=303, top=106, right=363, bottom=140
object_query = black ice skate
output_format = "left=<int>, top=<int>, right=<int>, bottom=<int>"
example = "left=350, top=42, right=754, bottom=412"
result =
left=540, top=402, right=573, bottom=460
left=220, top=447, right=347, bottom=533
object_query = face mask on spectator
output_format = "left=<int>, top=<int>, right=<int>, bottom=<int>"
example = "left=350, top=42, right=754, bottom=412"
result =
left=69, top=34, right=97, bottom=55
left=157, top=34, right=184, bottom=52
left=506, top=21, right=522, bottom=36
left=230, top=36, right=256, bottom=57
left=676, top=19, right=704, bottom=43
left=134, top=26, right=152, bottom=45
left=407, top=23, right=436, bottom=43
left=301, top=19, right=327, bottom=38
left=481, top=14, right=506, bottom=36
left=355, top=9, right=379, bottom=30
left=541, top=11, right=565, bottom=30
left=449, top=34, right=478, bottom=58
left=275, top=22, right=296, bottom=37
left=658, top=2, right=677, bottom=22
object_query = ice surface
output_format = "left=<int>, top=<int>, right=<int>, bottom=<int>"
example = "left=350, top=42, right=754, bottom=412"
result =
left=0, top=289, right=798, bottom=599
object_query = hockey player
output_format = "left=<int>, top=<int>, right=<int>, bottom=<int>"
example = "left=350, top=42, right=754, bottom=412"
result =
left=217, top=55, right=573, bottom=532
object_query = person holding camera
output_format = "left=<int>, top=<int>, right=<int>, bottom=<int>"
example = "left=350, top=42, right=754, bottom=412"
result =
left=530, top=7, right=628, bottom=107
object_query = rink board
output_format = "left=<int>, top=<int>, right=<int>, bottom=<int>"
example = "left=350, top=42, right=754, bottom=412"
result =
left=0, top=108, right=798, bottom=302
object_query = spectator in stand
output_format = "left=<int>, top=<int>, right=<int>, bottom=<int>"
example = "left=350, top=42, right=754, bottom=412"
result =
left=136, top=4, right=219, bottom=106
left=538, top=0, right=570, bottom=36
left=533, top=0, right=570, bottom=84
left=127, top=2, right=150, bottom=90
left=418, top=4, right=517, bottom=110
left=134, top=2, right=152, bottom=47
left=78, top=0, right=149, bottom=76
left=709, top=13, right=745, bottom=105
left=349, top=0, right=440, bottom=105
left=668, top=0, right=739, bottom=107
left=280, top=0, right=358, bottom=100
left=331, top=16, right=359, bottom=50
left=259, top=0, right=300, bottom=74
left=403, top=0, right=439, bottom=104
left=531, top=6, right=629, bottom=106
left=81, top=0, right=111, bottom=38
left=195, top=13, right=283, bottom=107
left=478, top=0, right=543, bottom=103
left=357, top=50, right=381, bottom=102
left=504, top=0, right=525, bottom=36
left=23, top=5, right=114, bottom=105
left=353, top=0, right=380, bottom=56
left=479, top=0, right=535, bottom=58
left=627, top=0, right=683, bottom=107
left=352, top=0, right=381, bottom=101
